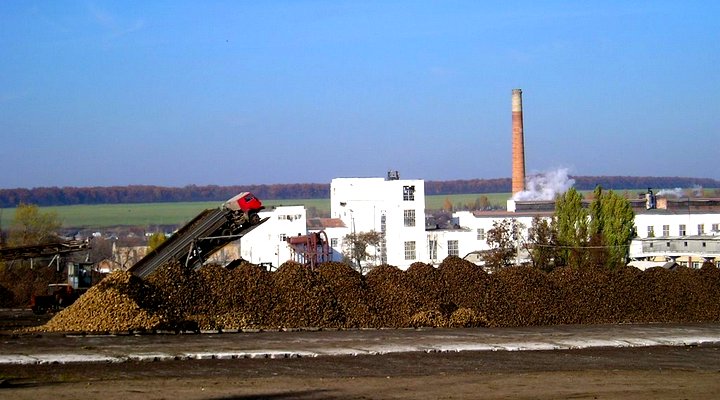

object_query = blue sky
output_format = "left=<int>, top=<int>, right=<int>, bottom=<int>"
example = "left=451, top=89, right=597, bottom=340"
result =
left=1, top=1, right=718, bottom=189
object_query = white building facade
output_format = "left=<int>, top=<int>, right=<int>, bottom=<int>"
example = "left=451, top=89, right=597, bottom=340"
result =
left=330, top=175, right=426, bottom=269
left=211, top=205, right=307, bottom=269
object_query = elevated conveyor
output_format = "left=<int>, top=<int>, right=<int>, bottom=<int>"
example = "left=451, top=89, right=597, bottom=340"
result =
left=128, top=207, right=268, bottom=279
left=0, top=240, right=90, bottom=262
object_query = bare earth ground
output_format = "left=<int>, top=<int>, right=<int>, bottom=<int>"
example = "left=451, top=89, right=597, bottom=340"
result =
left=1, top=310, right=719, bottom=399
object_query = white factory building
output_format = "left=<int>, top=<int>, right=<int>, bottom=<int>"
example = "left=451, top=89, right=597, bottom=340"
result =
left=328, top=173, right=426, bottom=268
left=219, top=88, right=720, bottom=270
left=229, top=174, right=720, bottom=271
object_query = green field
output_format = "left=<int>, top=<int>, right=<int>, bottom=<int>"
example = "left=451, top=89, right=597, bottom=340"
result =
left=0, top=194, right=511, bottom=229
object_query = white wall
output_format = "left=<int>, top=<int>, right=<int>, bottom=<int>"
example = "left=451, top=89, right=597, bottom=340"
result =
left=225, top=205, right=307, bottom=268
left=634, top=212, right=720, bottom=238
left=330, top=177, right=426, bottom=269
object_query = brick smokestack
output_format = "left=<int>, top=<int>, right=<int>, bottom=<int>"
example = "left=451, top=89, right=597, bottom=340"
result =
left=511, top=88, right=526, bottom=195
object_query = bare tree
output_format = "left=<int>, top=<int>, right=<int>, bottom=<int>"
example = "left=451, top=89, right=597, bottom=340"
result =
left=342, top=230, right=382, bottom=274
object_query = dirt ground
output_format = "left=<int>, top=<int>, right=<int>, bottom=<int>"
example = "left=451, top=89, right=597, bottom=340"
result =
left=1, top=309, right=719, bottom=399
left=1, top=345, right=719, bottom=399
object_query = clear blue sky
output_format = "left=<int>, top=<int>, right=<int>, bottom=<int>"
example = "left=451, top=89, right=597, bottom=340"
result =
left=1, top=1, right=718, bottom=189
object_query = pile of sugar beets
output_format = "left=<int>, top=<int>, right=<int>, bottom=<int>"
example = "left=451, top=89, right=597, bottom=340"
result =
left=38, top=256, right=720, bottom=333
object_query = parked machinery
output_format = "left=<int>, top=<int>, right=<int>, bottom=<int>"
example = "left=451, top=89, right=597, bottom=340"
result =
left=286, top=231, right=330, bottom=270
left=128, top=192, right=267, bottom=279
left=30, top=262, right=95, bottom=314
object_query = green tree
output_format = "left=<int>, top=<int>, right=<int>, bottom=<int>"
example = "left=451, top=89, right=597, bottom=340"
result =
left=8, top=204, right=61, bottom=246
left=587, top=186, right=609, bottom=268
left=554, top=186, right=636, bottom=269
left=483, top=219, right=522, bottom=271
left=585, top=186, right=636, bottom=268
left=555, top=188, right=588, bottom=268
left=147, top=232, right=166, bottom=251
left=596, top=188, right=635, bottom=267
left=342, top=230, right=382, bottom=274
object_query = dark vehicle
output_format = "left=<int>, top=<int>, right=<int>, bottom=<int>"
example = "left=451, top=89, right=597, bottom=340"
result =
left=29, top=262, right=94, bottom=314
left=30, top=284, right=84, bottom=314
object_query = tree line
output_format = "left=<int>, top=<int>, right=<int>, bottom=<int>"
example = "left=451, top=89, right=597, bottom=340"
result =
left=1, top=176, right=718, bottom=207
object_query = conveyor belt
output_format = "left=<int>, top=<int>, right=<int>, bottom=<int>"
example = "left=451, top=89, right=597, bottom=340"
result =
left=0, top=240, right=90, bottom=262
left=129, top=207, right=267, bottom=279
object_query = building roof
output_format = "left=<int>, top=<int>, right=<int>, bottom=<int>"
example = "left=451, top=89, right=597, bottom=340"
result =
left=307, top=218, right=346, bottom=230
left=471, top=210, right=554, bottom=218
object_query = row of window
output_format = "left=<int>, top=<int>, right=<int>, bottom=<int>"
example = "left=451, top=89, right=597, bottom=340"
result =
left=648, top=240, right=710, bottom=248
left=647, top=223, right=719, bottom=237
left=679, top=261, right=720, bottom=268
left=278, top=214, right=303, bottom=221
left=405, top=240, right=458, bottom=260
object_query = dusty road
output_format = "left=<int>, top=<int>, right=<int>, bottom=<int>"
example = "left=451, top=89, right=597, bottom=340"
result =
left=1, top=346, right=719, bottom=399
left=1, top=310, right=719, bottom=399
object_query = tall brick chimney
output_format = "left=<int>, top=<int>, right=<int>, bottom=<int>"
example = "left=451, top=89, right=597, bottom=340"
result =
left=511, top=88, right=526, bottom=195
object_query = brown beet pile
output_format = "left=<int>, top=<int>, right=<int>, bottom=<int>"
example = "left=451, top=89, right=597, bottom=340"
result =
left=36, top=260, right=720, bottom=333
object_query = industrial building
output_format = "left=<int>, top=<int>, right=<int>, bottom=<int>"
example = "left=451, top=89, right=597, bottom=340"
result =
left=219, top=88, right=720, bottom=271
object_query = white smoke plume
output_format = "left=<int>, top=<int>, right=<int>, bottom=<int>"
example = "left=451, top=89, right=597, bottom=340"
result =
left=655, top=188, right=684, bottom=198
left=512, top=168, right=575, bottom=201
left=692, top=184, right=704, bottom=197
left=655, top=185, right=704, bottom=198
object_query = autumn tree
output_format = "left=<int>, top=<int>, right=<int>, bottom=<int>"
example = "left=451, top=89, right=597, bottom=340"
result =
left=342, top=230, right=382, bottom=274
left=147, top=232, right=166, bottom=251
left=7, top=203, right=61, bottom=246
left=482, top=219, right=523, bottom=271
left=0, top=204, right=63, bottom=306
left=442, top=197, right=453, bottom=212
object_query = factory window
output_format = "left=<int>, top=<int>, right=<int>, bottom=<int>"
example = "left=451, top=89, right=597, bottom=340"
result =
left=403, top=185, right=415, bottom=201
left=428, top=239, right=437, bottom=260
left=662, top=225, right=670, bottom=237
left=666, top=242, right=670, bottom=247
left=448, top=240, right=459, bottom=256
left=647, top=226, right=655, bottom=238
left=684, top=241, right=688, bottom=247
left=279, top=234, right=287, bottom=242
left=477, top=228, right=486, bottom=240
left=649, top=242, right=653, bottom=248
left=679, top=224, right=686, bottom=236
left=404, top=241, right=416, bottom=260
left=698, top=224, right=704, bottom=235
left=702, top=242, right=706, bottom=248
left=331, top=238, right=338, bottom=248
left=712, top=223, right=719, bottom=232
left=404, top=210, right=416, bottom=227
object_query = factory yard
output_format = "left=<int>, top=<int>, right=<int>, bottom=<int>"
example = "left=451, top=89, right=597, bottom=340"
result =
left=1, top=310, right=720, bottom=399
